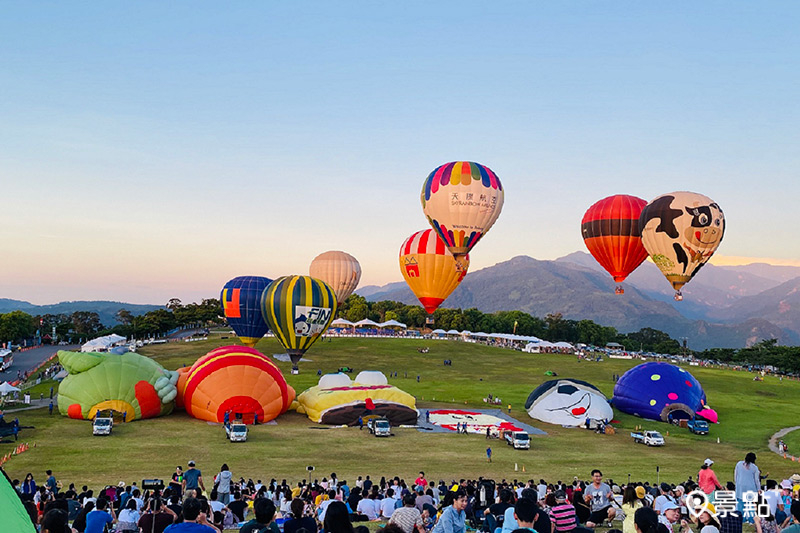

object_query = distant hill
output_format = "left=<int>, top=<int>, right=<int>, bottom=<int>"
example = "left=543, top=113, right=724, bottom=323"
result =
left=0, top=299, right=163, bottom=327
left=712, top=277, right=800, bottom=335
left=359, top=255, right=799, bottom=349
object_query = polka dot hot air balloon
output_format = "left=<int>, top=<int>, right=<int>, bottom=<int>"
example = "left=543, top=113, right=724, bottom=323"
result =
left=581, top=194, right=648, bottom=294
left=399, top=229, right=469, bottom=314
left=261, top=275, right=337, bottom=374
left=220, top=276, right=272, bottom=347
left=421, top=161, right=504, bottom=269
left=639, top=192, right=725, bottom=301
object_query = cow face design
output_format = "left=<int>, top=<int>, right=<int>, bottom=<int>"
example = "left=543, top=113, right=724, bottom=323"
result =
left=683, top=203, right=724, bottom=248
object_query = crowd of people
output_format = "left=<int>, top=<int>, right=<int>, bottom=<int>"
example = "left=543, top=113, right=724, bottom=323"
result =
left=9, top=453, right=800, bottom=533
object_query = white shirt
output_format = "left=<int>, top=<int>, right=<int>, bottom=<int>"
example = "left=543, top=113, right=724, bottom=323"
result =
left=381, top=497, right=397, bottom=518
left=537, top=484, right=547, bottom=500
left=358, top=498, right=379, bottom=520
left=764, top=490, right=781, bottom=516
left=209, top=500, right=225, bottom=513
left=319, top=499, right=334, bottom=521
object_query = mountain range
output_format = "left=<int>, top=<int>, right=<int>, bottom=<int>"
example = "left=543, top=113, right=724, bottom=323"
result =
left=0, top=299, right=163, bottom=328
left=357, top=253, right=800, bottom=350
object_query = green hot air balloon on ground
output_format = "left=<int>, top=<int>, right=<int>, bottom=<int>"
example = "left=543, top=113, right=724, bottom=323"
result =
left=261, top=275, right=337, bottom=374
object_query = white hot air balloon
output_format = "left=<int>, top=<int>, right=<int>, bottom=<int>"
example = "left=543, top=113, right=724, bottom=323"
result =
left=309, top=251, right=362, bottom=303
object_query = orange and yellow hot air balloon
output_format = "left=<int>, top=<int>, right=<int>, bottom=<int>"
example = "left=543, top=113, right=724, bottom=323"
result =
left=400, top=229, right=469, bottom=314
left=421, top=161, right=504, bottom=269
left=309, top=251, right=362, bottom=303
left=178, top=345, right=295, bottom=424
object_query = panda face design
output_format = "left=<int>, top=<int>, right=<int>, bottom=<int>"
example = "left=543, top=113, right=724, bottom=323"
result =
left=526, top=379, right=614, bottom=426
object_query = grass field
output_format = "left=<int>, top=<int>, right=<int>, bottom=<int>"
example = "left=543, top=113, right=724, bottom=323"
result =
left=3, top=335, right=800, bottom=490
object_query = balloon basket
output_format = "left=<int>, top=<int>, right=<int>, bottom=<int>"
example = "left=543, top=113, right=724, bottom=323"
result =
left=291, top=369, right=299, bottom=375
left=674, top=291, right=683, bottom=301
left=615, top=286, right=624, bottom=295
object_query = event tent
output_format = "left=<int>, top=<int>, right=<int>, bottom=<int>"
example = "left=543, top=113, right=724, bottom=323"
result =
left=378, top=320, right=407, bottom=329
left=330, top=318, right=355, bottom=327
left=81, top=334, right=127, bottom=352
left=0, top=382, right=21, bottom=395
left=354, top=319, right=380, bottom=327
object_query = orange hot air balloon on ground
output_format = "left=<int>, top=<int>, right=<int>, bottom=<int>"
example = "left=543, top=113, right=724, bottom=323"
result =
left=178, top=345, right=295, bottom=424
left=400, top=229, right=469, bottom=314
left=309, top=251, right=362, bottom=303
left=581, top=194, right=648, bottom=294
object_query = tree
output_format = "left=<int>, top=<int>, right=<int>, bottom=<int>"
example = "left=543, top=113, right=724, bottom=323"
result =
left=345, top=302, right=369, bottom=322
left=0, top=311, right=36, bottom=343
left=166, top=298, right=183, bottom=311
left=116, top=309, right=134, bottom=326
left=70, top=311, right=103, bottom=336
left=385, top=310, right=398, bottom=322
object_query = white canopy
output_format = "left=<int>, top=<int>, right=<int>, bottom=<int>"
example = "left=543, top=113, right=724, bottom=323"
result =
left=431, top=329, right=446, bottom=334
left=446, top=329, right=460, bottom=335
left=553, top=341, right=574, bottom=348
left=0, top=381, right=20, bottom=394
left=354, top=319, right=380, bottom=327
left=471, top=332, right=489, bottom=337
left=330, top=318, right=355, bottom=327
left=82, top=334, right=127, bottom=352
left=378, top=319, right=407, bottom=329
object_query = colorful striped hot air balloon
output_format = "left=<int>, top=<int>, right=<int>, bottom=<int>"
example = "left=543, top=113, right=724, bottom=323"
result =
left=220, top=276, right=272, bottom=347
left=260, top=275, right=337, bottom=374
left=639, top=192, right=725, bottom=300
left=179, top=345, right=295, bottom=424
left=421, top=161, right=504, bottom=268
left=581, top=194, right=648, bottom=294
left=399, top=229, right=469, bottom=314
left=309, top=251, right=362, bottom=303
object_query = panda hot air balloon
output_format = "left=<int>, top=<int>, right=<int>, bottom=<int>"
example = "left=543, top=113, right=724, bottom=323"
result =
left=221, top=276, right=273, bottom=347
left=399, top=229, right=469, bottom=314
left=421, top=161, right=504, bottom=270
left=639, top=192, right=725, bottom=301
left=581, top=194, right=648, bottom=294
left=261, top=275, right=337, bottom=374
left=309, top=251, right=362, bottom=304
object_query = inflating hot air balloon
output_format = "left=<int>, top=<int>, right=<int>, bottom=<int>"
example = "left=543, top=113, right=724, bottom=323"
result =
left=421, top=161, right=504, bottom=269
left=581, top=194, right=648, bottom=294
left=399, top=229, right=469, bottom=314
left=221, top=276, right=272, bottom=347
left=178, top=345, right=295, bottom=424
left=309, top=251, right=362, bottom=303
left=639, top=192, right=725, bottom=300
left=261, top=275, right=337, bottom=374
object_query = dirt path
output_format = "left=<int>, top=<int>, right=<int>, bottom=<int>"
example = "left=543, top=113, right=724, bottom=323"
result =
left=768, top=425, right=800, bottom=454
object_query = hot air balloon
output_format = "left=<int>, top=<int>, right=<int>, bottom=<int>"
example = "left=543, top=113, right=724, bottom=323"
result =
left=221, top=276, right=273, bottom=347
left=581, top=194, right=648, bottom=294
left=421, top=161, right=504, bottom=269
left=309, top=251, right=362, bottom=303
left=261, top=275, right=337, bottom=374
left=639, top=192, right=725, bottom=300
left=399, top=229, right=469, bottom=314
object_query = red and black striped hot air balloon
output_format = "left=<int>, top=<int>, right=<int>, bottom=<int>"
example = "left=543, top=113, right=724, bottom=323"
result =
left=581, top=194, right=648, bottom=294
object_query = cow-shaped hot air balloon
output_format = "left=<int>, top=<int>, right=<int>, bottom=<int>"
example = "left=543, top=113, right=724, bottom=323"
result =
left=639, top=192, right=725, bottom=300
left=399, top=229, right=469, bottom=314
left=309, top=251, right=362, bottom=303
left=260, top=275, right=337, bottom=374
left=421, top=161, right=504, bottom=270
left=582, top=194, right=648, bottom=294
left=221, top=276, right=273, bottom=347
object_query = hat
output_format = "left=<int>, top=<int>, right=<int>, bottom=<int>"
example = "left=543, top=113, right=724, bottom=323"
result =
left=612, top=485, right=621, bottom=494
left=188, top=460, right=196, bottom=467
left=118, top=481, right=125, bottom=487
left=662, top=501, right=680, bottom=512
left=703, top=458, right=714, bottom=466
left=781, top=480, right=792, bottom=490
left=555, top=490, right=567, bottom=502
left=660, top=483, right=671, bottom=493
left=676, top=485, right=685, bottom=493
left=791, top=474, right=800, bottom=484
left=635, top=486, right=646, bottom=499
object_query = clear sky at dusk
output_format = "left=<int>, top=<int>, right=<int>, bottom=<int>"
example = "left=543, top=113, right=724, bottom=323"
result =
left=2, top=2, right=798, bottom=304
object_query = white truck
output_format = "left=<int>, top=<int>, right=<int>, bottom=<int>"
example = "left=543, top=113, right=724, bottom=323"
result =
left=92, top=416, right=113, bottom=436
left=631, top=430, right=665, bottom=446
left=505, top=431, right=530, bottom=450
left=368, top=417, right=392, bottom=437
left=225, top=423, right=248, bottom=442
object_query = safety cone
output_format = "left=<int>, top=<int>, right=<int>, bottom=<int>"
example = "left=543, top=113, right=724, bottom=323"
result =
left=522, top=465, right=526, bottom=472
left=515, top=463, right=518, bottom=471
left=717, top=437, right=720, bottom=444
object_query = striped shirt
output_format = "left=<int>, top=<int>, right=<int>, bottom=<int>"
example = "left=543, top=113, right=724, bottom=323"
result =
left=550, top=503, right=577, bottom=532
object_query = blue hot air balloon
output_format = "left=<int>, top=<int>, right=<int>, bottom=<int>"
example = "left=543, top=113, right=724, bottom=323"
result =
left=220, top=276, right=273, bottom=347
left=612, top=362, right=717, bottom=423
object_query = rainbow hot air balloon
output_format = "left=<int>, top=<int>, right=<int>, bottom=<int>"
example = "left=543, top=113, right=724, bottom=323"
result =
left=639, top=191, right=725, bottom=300
left=400, top=229, right=469, bottom=314
left=421, top=161, right=504, bottom=269
left=221, top=276, right=273, bottom=347
left=309, top=251, right=362, bottom=303
left=261, top=275, right=337, bottom=374
left=581, top=194, right=648, bottom=294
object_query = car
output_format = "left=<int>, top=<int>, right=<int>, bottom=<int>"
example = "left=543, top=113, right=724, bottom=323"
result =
left=687, top=419, right=709, bottom=435
left=92, top=416, right=113, bottom=436
left=367, top=417, right=391, bottom=437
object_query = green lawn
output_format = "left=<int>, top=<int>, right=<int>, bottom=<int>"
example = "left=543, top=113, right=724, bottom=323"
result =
left=3, top=335, right=799, bottom=489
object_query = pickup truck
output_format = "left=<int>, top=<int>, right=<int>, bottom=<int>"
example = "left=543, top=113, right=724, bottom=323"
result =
left=92, top=416, right=113, bottom=436
left=504, top=431, right=530, bottom=450
left=687, top=419, right=709, bottom=435
left=368, top=417, right=391, bottom=437
left=225, top=423, right=248, bottom=442
left=631, top=430, right=665, bottom=446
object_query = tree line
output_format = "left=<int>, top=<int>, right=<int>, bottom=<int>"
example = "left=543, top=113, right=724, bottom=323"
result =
left=696, top=339, right=800, bottom=375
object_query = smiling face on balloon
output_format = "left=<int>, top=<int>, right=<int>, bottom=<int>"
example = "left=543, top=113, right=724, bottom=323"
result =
left=683, top=203, right=724, bottom=249
left=525, top=379, right=614, bottom=427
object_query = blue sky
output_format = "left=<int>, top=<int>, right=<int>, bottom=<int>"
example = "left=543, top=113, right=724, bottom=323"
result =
left=1, top=2, right=798, bottom=304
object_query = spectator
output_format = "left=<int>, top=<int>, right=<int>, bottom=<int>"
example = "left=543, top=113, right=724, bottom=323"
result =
left=698, top=460, right=723, bottom=496
left=622, top=486, right=645, bottom=533
left=433, top=488, right=467, bottom=533
left=46, top=470, right=58, bottom=495
left=117, top=499, right=141, bottom=533
left=22, top=473, right=37, bottom=495
left=733, top=453, right=760, bottom=503
left=324, top=501, right=355, bottom=533
left=164, top=497, right=218, bottom=532
left=240, top=497, right=278, bottom=533
left=633, top=507, right=664, bottom=533
left=216, top=464, right=233, bottom=505
left=584, top=470, right=616, bottom=527
left=390, top=494, right=425, bottom=533
left=510, top=497, right=538, bottom=533
left=85, top=498, right=115, bottom=533
left=183, top=461, right=206, bottom=495
left=551, top=490, right=577, bottom=533
left=138, top=496, right=177, bottom=533
left=782, top=502, right=800, bottom=533
left=285, top=498, right=318, bottom=533
left=228, top=491, right=249, bottom=523
left=40, top=508, right=70, bottom=533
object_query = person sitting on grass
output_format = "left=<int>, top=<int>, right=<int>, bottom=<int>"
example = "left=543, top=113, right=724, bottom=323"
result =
left=510, top=497, right=540, bottom=533
left=390, top=493, right=425, bottom=533
left=433, top=488, right=468, bottom=533
left=85, top=498, right=115, bottom=533
left=163, top=497, right=218, bottom=533
left=239, top=498, right=279, bottom=533
left=782, top=502, right=800, bottom=533
left=584, top=470, right=616, bottom=528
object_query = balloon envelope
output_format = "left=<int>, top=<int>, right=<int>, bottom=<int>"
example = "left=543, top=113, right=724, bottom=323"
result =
left=639, top=192, right=725, bottom=294
left=221, top=276, right=273, bottom=347
left=525, top=378, right=613, bottom=427
left=309, top=251, right=362, bottom=303
left=582, top=194, right=648, bottom=286
left=421, top=161, right=504, bottom=262
left=260, top=275, right=337, bottom=372
left=399, top=229, right=469, bottom=314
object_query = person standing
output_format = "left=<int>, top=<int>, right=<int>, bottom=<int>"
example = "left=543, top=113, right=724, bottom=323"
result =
left=45, top=470, right=58, bottom=495
left=169, top=467, right=184, bottom=499
left=215, top=464, right=233, bottom=505
left=734, top=452, right=761, bottom=518
left=183, top=461, right=206, bottom=496
left=699, top=459, right=723, bottom=500
left=487, top=447, right=492, bottom=463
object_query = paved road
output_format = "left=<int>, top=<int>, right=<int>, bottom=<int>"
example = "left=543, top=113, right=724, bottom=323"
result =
left=0, top=344, right=79, bottom=382
left=768, top=425, right=800, bottom=455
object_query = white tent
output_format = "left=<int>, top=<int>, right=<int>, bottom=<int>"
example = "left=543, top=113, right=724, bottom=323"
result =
left=0, top=382, right=20, bottom=395
left=354, top=319, right=380, bottom=327
left=446, top=329, right=460, bottom=335
left=431, top=329, right=446, bottom=335
left=553, top=342, right=574, bottom=349
left=378, top=319, right=407, bottom=329
left=330, top=318, right=355, bottom=327
left=81, top=334, right=127, bottom=352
